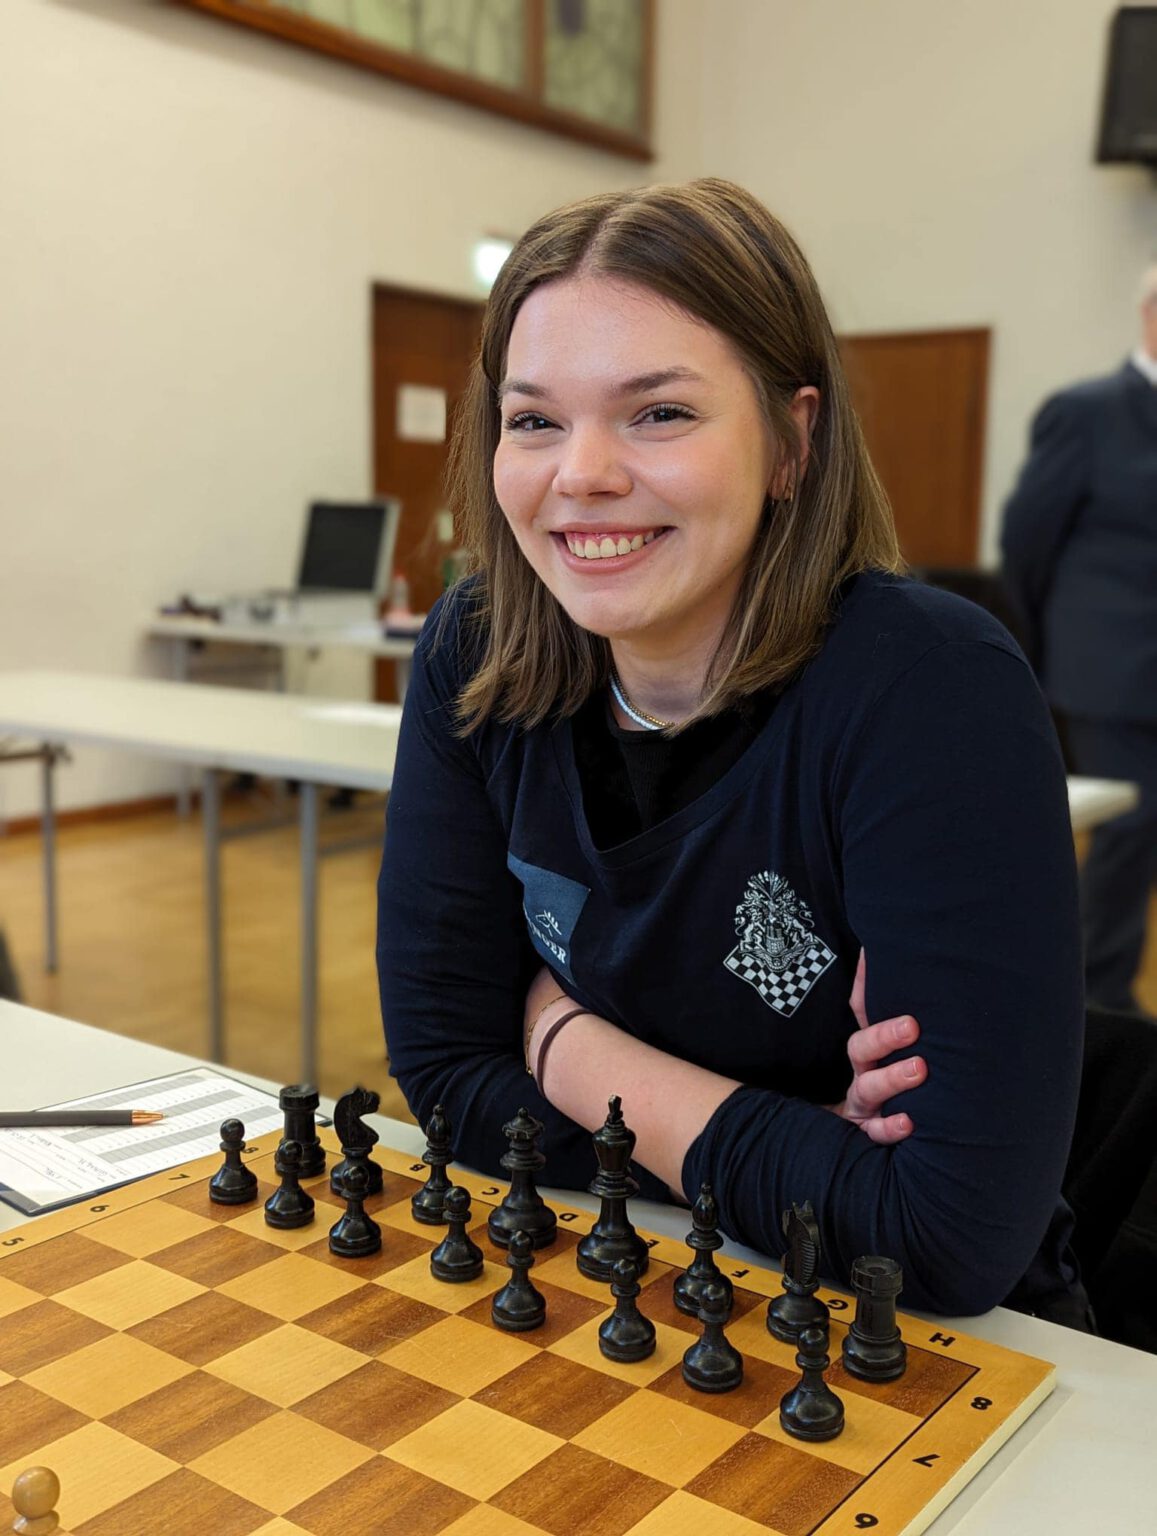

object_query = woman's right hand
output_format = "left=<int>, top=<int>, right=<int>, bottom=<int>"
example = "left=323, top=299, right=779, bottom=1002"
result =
left=825, top=949, right=927, bottom=1144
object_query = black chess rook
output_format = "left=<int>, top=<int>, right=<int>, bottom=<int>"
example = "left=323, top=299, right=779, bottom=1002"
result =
left=598, top=1255, right=656, bottom=1363
left=674, top=1182, right=733, bottom=1317
left=328, top=1160, right=382, bottom=1259
left=264, top=1139, right=315, bottom=1230
left=410, top=1103, right=454, bottom=1225
left=430, top=1185, right=485, bottom=1282
left=279, top=1084, right=326, bottom=1178
left=576, top=1096, right=649, bottom=1282
left=780, top=1323, right=845, bottom=1441
left=491, top=1229, right=547, bottom=1332
left=842, top=1255, right=907, bottom=1381
left=767, top=1201, right=830, bottom=1343
left=208, top=1118, right=258, bottom=1206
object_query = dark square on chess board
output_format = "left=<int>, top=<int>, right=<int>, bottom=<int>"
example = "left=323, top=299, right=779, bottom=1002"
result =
left=0, top=1133, right=1054, bottom=1536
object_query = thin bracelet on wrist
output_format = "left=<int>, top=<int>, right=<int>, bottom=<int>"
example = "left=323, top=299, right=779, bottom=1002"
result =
left=531, top=1007, right=588, bottom=1097
left=524, top=992, right=566, bottom=1068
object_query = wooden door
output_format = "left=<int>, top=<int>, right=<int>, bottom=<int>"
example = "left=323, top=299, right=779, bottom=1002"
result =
left=839, top=328, right=990, bottom=567
left=371, top=285, right=484, bottom=699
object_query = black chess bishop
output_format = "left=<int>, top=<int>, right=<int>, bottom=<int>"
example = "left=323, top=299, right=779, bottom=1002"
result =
left=674, top=1183, right=733, bottom=1318
left=410, top=1103, right=454, bottom=1225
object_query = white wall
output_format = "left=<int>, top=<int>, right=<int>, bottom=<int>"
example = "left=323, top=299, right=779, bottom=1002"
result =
left=0, top=0, right=705, bottom=818
left=4, top=0, right=1152, bottom=820
left=698, top=0, right=1156, bottom=564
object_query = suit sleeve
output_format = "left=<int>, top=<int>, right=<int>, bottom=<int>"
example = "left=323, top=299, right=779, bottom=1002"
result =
left=377, top=616, right=666, bottom=1197
left=681, top=641, right=1084, bottom=1315
left=999, top=391, right=1092, bottom=670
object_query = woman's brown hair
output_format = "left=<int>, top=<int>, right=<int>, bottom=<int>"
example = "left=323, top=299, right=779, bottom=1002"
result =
left=445, top=176, right=902, bottom=732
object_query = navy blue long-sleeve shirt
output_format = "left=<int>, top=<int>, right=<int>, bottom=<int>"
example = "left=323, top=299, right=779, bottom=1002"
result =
left=377, top=571, right=1085, bottom=1317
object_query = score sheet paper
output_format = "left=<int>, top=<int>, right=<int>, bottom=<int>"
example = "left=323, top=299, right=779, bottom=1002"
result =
left=0, top=1068, right=289, bottom=1216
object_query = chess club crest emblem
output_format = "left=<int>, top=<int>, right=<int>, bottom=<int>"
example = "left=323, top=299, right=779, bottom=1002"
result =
left=724, top=870, right=836, bottom=1016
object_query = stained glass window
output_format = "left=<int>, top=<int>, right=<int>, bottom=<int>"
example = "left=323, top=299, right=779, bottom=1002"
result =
left=179, top=0, right=652, bottom=158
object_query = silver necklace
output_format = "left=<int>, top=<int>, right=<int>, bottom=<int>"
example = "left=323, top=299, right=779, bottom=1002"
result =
left=608, top=669, right=675, bottom=731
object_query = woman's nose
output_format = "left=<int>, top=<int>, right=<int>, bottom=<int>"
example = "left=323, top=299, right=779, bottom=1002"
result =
left=552, top=426, right=633, bottom=499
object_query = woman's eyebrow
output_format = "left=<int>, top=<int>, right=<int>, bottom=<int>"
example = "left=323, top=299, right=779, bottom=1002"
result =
left=499, top=366, right=708, bottom=401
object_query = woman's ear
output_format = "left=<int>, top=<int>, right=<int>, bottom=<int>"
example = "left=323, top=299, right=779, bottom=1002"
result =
left=771, top=386, right=821, bottom=499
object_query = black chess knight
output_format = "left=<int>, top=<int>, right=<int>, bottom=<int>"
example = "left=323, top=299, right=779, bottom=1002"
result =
left=330, top=1086, right=384, bottom=1198
left=766, top=1201, right=830, bottom=1343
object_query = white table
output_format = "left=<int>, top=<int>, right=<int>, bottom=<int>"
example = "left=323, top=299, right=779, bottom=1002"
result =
left=0, top=670, right=401, bottom=1082
left=147, top=613, right=418, bottom=816
left=2, top=998, right=1156, bottom=1533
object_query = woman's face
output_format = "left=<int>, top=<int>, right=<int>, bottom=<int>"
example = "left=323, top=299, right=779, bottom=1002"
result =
left=493, top=275, right=779, bottom=660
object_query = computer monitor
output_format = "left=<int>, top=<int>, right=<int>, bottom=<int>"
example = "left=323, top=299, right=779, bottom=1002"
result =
left=295, top=499, right=400, bottom=595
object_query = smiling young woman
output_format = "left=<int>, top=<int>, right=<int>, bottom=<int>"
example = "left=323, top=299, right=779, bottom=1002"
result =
left=377, top=179, right=1089, bottom=1328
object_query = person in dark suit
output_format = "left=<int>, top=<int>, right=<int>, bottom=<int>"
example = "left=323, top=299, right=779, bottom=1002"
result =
left=1001, top=274, right=1157, bottom=1015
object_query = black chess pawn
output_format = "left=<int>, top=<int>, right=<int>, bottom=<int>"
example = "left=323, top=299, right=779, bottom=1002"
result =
left=330, top=1086, right=384, bottom=1198
left=488, top=1107, right=558, bottom=1250
left=430, top=1186, right=485, bottom=1282
left=842, top=1255, right=907, bottom=1382
left=328, top=1160, right=382, bottom=1259
left=491, top=1229, right=547, bottom=1332
left=674, top=1183, right=733, bottom=1317
left=682, top=1279, right=743, bottom=1393
left=279, top=1084, right=326, bottom=1178
left=767, top=1201, right=830, bottom=1344
left=598, top=1255, right=656, bottom=1363
left=411, top=1103, right=454, bottom=1225
left=779, top=1323, right=845, bottom=1441
left=209, top=1118, right=258, bottom=1205
left=264, top=1139, right=315, bottom=1230
left=576, top=1097, right=650, bottom=1282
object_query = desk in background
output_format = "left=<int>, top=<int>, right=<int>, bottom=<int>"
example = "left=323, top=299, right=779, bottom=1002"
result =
left=2, top=997, right=1157, bottom=1533
left=0, top=670, right=400, bottom=1083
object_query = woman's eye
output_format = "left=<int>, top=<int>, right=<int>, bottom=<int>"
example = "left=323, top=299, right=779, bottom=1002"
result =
left=637, top=403, right=694, bottom=425
left=504, top=412, right=555, bottom=432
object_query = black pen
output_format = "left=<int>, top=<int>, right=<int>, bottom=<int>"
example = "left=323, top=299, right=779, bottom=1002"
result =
left=0, top=1110, right=165, bottom=1129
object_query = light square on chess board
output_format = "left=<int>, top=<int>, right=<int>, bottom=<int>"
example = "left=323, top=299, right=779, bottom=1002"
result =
left=0, top=1130, right=1055, bottom=1536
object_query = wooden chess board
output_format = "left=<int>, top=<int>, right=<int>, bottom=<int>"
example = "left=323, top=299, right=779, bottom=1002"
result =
left=0, top=1133, right=1054, bottom=1536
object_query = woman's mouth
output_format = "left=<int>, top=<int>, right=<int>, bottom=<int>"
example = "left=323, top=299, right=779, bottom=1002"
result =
left=561, top=529, right=667, bottom=560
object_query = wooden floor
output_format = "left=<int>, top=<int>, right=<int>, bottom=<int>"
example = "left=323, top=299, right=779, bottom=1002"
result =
left=0, top=792, right=414, bottom=1122
left=1, top=804, right=1155, bottom=1125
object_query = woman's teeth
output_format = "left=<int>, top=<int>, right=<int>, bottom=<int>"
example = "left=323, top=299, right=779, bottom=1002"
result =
left=565, top=531, right=658, bottom=560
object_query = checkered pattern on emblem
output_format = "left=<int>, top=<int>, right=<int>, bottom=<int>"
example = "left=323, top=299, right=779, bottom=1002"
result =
left=724, top=941, right=836, bottom=1015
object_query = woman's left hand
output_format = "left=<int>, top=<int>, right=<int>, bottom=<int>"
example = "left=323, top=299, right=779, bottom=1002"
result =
left=826, top=949, right=927, bottom=1144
